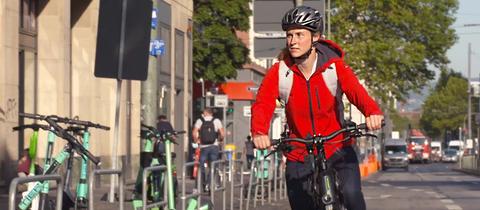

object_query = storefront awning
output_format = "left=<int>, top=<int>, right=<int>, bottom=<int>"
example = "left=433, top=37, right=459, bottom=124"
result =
left=219, top=81, right=256, bottom=100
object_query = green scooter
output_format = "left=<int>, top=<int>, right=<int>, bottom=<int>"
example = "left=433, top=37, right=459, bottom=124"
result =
left=133, top=124, right=183, bottom=210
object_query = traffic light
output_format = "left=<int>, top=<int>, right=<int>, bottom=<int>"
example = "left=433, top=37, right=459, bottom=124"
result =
left=227, top=101, right=234, bottom=115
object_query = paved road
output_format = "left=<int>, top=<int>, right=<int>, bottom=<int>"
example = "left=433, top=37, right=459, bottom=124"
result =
left=363, top=162, right=480, bottom=210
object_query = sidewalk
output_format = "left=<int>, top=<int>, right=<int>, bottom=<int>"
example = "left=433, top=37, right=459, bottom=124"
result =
left=0, top=176, right=290, bottom=210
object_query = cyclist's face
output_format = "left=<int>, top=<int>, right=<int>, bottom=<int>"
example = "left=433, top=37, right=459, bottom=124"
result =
left=286, top=28, right=315, bottom=58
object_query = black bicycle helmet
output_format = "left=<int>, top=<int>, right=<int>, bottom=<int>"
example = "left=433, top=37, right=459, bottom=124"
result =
left=281, top=6, right=323, bottom=33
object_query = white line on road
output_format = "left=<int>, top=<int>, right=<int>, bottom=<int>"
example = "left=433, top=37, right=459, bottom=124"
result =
left=380, top=194, right=392, bottom=199
left=445, top=204, right=462, bottom=210
left=441, top=199, right=454, bottom=204
left=435, top=194, right=447, bottom=199
left=396, top=186, right=407, bottom=189
left=426, top=191, right=436, bottom=194
left=411, top=189, right=424, bottom=192
left=380, top=183, right=391, bottom=187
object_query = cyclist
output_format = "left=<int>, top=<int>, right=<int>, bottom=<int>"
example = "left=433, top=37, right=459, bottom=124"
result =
left=251, top=6, right=384, bottom=210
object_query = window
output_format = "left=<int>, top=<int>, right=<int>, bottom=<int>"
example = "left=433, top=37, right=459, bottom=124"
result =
left=175, top=29, right=185, bottom=79
left=20, top=0, right=37, bottom=33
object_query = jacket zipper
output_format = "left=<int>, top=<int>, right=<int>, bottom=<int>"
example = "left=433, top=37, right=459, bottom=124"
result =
left=306, top=80, right=316, bottom=135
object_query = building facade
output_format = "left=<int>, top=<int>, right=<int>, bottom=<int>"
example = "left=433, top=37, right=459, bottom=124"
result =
left=0, top=0, right=193, bottom=186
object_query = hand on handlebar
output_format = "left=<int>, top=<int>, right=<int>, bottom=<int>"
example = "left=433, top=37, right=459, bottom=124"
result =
left=366, top=115, right=384, bottom=131
left=253, top=134, right=271, bottom=150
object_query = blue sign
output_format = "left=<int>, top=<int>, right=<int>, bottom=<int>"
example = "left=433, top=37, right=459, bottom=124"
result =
left=149, top=39, right=165, bottom=56
left=151, top=8, right=158, bottom=29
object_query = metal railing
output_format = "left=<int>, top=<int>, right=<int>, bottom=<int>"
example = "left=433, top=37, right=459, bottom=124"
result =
left=245, top=158, right=272, bottom=210
left=180, top=161, right=203, bottom=210
left=9, top=174, right=64, bottom=210
left=141, top=165, right=168, bottom=210
left=88, top=169, right=124, bottom=210
left=210, top=159, right=227, bottom=210
left=230, top=160, right=245, bottom=210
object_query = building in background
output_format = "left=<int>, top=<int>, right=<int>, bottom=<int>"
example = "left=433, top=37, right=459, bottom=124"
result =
left=0, top=0, right=193, bottom=186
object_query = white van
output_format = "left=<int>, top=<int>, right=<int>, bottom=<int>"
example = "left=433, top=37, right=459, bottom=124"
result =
left=448, top=140, right=463, bottom=156
left=430, top=141, right=442, bottom=162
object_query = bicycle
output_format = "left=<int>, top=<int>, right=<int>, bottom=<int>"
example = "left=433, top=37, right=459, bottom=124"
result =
left=17, top=113, right=102, bottom=210
left=269, top=121, right=380, bottom=210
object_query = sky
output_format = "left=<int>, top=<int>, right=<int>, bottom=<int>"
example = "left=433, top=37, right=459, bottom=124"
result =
left=446, top=0, right=480, bottom=79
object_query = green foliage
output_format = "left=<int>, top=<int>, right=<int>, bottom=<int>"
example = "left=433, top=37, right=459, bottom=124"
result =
left=420, top=74, right=467, bottom=138
left=390, top=110, right=411, bottom=132
left=331, top=0, right=458, bottom=102
left=193, top=0, right=252, bottom=82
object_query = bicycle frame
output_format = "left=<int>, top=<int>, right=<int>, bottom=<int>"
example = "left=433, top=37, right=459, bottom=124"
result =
left=271, top=122, right=376, bottom=210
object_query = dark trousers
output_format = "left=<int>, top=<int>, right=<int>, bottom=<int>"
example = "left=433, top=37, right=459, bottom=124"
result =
left=199, top=145, right=220, bottom=186
left=285, top=147, right=366, bottom=210
left=246, top=154, right=255, bottom=169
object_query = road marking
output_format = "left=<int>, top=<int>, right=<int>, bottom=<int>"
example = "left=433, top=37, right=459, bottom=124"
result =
left=445, top=204, right=462, bottom=210
left=441, top=199, right=454, bottom=204
left=426, top=191, right=436, bottom=194
left=380, top=183, right=391, bottom=187
left=380, top=194, right=392, bottom=199
left=411, top=189, right=424, bottom=192
left=435, top=194, right=447, bottom=199
left=396, top=186, right=407, bottom=189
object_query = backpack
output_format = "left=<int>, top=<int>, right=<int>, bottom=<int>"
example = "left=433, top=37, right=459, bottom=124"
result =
left=199, top=117, right=218, bottom=144
left=278, top=60, right=346, bottom=126
left=278, top=60, right=341, bottom=105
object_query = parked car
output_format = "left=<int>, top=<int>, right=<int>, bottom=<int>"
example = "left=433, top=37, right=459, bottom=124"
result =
left=442, top=148, right=459, bottom=163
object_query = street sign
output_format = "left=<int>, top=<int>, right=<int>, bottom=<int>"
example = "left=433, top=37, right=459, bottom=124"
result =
left=214, top=95, right=228, bottom=107
left=149, top=39, right=165, bottom=56
left=243, top=106, right=251, bottom=117
left=151, top=8, right=158, bottom=29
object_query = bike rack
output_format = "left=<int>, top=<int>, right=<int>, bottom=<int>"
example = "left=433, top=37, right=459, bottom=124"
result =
left=245, top=158, right=272, bottom=210
left=180, top=161, right=203, bottom=210
left=88, top=169, right=124, bottom=210
left=140, top=165, right=168, bottom=210
left=272, top=153, right=286, bottom=201
left=9, top=174, right=64, bottom=210
left=210, top=159, right=227, bottom=210
left=229, top=160, right=244, bottom=210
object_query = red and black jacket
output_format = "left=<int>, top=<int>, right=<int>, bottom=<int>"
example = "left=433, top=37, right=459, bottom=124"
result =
left=251, top=40, right=383, bottom=162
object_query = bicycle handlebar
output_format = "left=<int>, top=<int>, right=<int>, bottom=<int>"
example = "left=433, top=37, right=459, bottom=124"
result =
left=43, top=117, right=101, bottom=165
left=12, top=123, right=50, bottom=132
left=19, top=113, right=110, bottom=130
left=271, top=122, right=379, bottom=146
left=19, top=113, right=101, bottom=165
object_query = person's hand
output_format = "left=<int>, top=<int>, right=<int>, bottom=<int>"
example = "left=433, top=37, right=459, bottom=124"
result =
left=253, top=134, right=271, bottom=149
left=366, top=115, right=384, bottom=131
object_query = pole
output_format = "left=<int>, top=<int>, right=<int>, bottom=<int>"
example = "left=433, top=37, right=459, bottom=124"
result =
left=294, top=0, right=303, bottom=7
left=468, top=43, right=472, bottom=141
left=327, top=0, right=331, bottom=39
left=110, top=0, right=129, bottom=200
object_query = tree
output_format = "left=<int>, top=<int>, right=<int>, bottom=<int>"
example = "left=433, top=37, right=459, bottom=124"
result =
left=420, top=74, right=467, bottom=138
left=193, top=0, right=251, bottom=82
left=331, top=0, right=458, bottom=102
